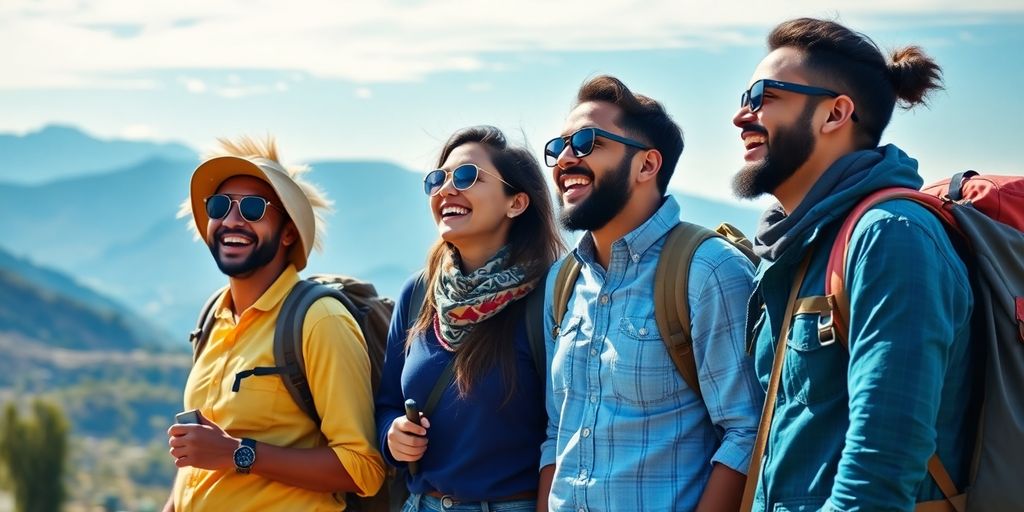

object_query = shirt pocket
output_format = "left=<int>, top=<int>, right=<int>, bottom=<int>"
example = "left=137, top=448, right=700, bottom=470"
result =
left=229, top=371, right=283, bottom=433
left=611, top=316, right=675, bottom=405
left=552, top=316, right=581, bottom=393
left=772, top=496, right=828, bottom=511
left=782, top=313, right=847, bottom=406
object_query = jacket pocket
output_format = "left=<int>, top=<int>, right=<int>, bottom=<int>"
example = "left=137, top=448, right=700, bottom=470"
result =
left=782, top=313, right=847, bottom=406
left=611, top=316, right=675, bottom=405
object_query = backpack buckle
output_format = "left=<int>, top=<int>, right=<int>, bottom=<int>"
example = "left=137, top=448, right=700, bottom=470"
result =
left=818, top=313, right=836, bottom=346
left=188, top=328, right=202, bottom=344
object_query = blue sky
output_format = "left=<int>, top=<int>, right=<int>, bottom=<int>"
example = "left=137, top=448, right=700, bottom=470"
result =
left=2, top=1, right=1022, bottom=203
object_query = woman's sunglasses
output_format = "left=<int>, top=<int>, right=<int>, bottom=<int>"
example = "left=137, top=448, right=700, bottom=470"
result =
left=741, top=79, right=859, bottom=122
left=204, top=194, right=282, bottom=223
left=543, top=127, right=650, bottom=167
left=423, top=163, right=514, bottom=196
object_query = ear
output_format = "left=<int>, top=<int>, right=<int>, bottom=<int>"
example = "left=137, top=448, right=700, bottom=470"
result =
left=821, top=95, right=857, bottom=135
left=506, top=191, right=530, bottom=219
left=281, top=222, right=299, bottom=247
left=636, top=149, right=662, bottom=185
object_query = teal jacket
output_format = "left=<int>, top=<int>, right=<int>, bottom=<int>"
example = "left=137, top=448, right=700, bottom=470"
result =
left=750, top=145, right=976, bottom=511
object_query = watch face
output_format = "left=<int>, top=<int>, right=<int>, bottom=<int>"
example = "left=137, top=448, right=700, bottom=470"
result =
left=234, top=446, right=256, bottom=468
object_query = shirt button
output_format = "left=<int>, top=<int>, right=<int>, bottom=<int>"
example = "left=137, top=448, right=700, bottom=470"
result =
left=579, top=508, right=586, bottom=512
left=582, top=428, right=591, bottom=438
left=631, top=253, right=640, bottom=263
left=590, top=348, right=597, bottom=356
left=638, top=327, right=648, bottom=336
left=580, top=468, right=588, bottom=478
left=589, top=395, right=597, bottom=404
left=599, top=294, right=609, bottom=304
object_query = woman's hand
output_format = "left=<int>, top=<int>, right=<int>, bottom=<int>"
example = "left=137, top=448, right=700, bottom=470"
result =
left=386, top=414, right=431, bottom=462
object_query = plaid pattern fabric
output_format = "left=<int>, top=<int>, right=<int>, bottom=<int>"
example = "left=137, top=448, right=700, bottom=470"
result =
left=541, top=197, right=763, bottom=511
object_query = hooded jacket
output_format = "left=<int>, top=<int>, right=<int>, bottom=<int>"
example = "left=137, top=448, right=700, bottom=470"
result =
left=749, top=145, right=976, bottom=511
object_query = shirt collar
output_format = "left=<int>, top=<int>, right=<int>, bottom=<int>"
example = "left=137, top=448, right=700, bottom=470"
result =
left=213, top=264, right=300, bottom=319
left=573, top=195, right=681, bottom=265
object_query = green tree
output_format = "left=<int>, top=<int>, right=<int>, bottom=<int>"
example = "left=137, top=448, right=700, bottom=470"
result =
left=0, top=400, right=69, bottom=512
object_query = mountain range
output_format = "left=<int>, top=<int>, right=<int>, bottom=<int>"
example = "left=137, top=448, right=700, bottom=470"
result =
left=0, top=125, right=762, bottom=341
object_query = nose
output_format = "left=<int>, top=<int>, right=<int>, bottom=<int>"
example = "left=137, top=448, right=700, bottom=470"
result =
left=436, top=171, right=458, bottom=196
left=733, top=105, right=756, bottom=129
left=554, top=143, right=579, bottom=171
left=221, top=200, right=247, bottom=227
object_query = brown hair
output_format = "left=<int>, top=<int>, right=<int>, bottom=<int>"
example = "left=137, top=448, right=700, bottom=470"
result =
left=576, top=75, right=684, bottom=195
left=409, top=125, right=563, bottom=397
left=768, top=18, right=943, bottom=149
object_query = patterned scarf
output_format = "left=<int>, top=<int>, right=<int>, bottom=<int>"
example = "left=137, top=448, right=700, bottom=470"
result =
left=433, top=245, right=536, bottom=351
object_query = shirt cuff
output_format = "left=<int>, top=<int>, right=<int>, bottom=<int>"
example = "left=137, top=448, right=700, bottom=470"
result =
left=710, top=434, right=753, bottom=474
left=331, top=445, right=386, bottom=497
left=539, top=439, right=556, bottom=470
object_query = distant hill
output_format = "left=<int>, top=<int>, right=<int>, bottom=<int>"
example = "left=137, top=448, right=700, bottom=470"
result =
left=0, top=125, right=196, bottom=185
left=0, top=128, right=761, bottom=337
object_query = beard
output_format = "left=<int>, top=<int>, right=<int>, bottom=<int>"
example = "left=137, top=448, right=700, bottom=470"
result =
left=209, top=226, right=283, bottom=277
left=559, top=149, right=635, bottom=232
left=732, top=101, right=818, bottom=199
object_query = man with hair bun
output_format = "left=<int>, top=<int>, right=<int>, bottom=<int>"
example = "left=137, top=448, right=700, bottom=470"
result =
left=733, top=18, right=975, bottom=511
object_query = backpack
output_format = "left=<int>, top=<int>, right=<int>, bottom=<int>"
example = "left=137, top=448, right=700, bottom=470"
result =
left=189, top=274, right=395, bottom=512
left=742, top=171, right=1024, bottom=512
left=549, top=222, right=759, bottom=400
left=821, top=171, right=1024, bottom=512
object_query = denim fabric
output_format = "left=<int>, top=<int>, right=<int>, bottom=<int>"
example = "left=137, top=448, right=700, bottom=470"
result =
left=401, top=493, right=536, bottom=512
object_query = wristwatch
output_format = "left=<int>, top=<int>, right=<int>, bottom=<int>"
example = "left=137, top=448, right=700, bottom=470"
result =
left=233, top=438, right=257, bottom=474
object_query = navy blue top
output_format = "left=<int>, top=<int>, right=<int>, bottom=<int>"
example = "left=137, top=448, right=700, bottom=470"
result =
left=374, top=274, right=547, bottom=500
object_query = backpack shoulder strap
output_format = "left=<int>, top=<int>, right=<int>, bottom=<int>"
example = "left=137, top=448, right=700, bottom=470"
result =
left=524, top=279, right=547, bottom=381
left=550, top=257, right=582, bottom=338
left=653, top=222, right=717, bottom=400
left=190, top=286, right=228, bottom=364
left=274, top=279, right=351, bottom=427
left=405, top=271, right=429, bottom=332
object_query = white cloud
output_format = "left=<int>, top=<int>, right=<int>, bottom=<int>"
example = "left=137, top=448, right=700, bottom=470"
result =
left=1, top=0, right=1021, bottom=90
left=354, top=87, right=373, bottom=99
left=181, top=77, right=207, bottom=93
left=120, top=123, right=158, bottom=140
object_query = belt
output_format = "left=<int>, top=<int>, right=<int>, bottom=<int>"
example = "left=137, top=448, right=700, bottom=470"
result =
left=425, top=490, right=536, bottom=503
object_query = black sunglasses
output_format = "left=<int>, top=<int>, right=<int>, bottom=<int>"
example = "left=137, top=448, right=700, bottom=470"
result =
left=544, top=127, right=650, bottom=167
left=205, top=194, right=282, bottom=223
left=423, top=163, right=514, bottom=197
left=741, top=79, right=859, bottom=122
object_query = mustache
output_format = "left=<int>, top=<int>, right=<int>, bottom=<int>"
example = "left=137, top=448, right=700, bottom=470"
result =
left=742, top=124, right=768, bottom=136
left=558, top=166, right=594, bottom=181
left=214, top=227, right=258, bottom=241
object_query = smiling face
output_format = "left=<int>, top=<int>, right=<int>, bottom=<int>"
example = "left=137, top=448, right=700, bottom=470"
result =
left=731, top=47, right=822, bottom=199
left=429, top=142, right=518, bottom=253
left=206, top=175, right=294, bottom=278
left=552, top=101, right=638, bottom=232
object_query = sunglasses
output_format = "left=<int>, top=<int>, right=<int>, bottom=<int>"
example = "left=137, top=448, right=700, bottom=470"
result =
left=423, top=163, right=514, bottom=196
left=741, top=79, right=859, bottom=122
left=204, top=194, right=282, bottom=223
left=543, top=127, right=650, bottom=167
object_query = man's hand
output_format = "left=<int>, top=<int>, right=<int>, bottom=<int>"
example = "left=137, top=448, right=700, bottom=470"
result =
left=386, top=414, right=430, bottom=462
left=167, top=411, right=238, bottom=470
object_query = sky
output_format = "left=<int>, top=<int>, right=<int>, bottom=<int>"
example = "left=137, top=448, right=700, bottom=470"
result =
left=2, top=0, right=1022, bottom=203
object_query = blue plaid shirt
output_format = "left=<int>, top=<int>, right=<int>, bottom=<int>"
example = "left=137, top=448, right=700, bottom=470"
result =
left=541, top=197, right=763, bottom=511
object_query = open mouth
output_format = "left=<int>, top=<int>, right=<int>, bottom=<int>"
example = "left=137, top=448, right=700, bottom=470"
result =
left=742, top=132, right=768, bottom=159
left=439, top=204, right=471, bottom=219
left=560, top=174, right=592, bottom=203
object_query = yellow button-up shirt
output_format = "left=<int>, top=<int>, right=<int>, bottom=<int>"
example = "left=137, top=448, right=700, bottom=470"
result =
left=173, top=266, right=385, bottom=511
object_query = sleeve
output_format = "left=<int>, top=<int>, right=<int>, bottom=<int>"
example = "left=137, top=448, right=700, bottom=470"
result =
left=539, top=262, right=561, bottom=470
left=302, top=303, right=386, bottom=497
left=374, top=275, right=419, bottom=469
left=688, top=239, right=763, bottom=473
left=827, top=207, right=972, bottom=510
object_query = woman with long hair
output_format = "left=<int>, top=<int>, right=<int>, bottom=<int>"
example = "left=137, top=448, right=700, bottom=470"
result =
left=375, top=125, right=562, bottom=512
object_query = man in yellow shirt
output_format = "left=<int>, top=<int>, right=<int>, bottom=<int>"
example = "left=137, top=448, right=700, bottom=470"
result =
left=164, top=136, right=385, bottom=511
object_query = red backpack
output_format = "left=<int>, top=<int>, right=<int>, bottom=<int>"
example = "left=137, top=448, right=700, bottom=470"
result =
left=824, top=171, right=1024, bottom=511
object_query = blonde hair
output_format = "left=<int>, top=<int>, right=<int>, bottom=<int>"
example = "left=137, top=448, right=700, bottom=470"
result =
left=178, top=135, right=332, bottom=253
